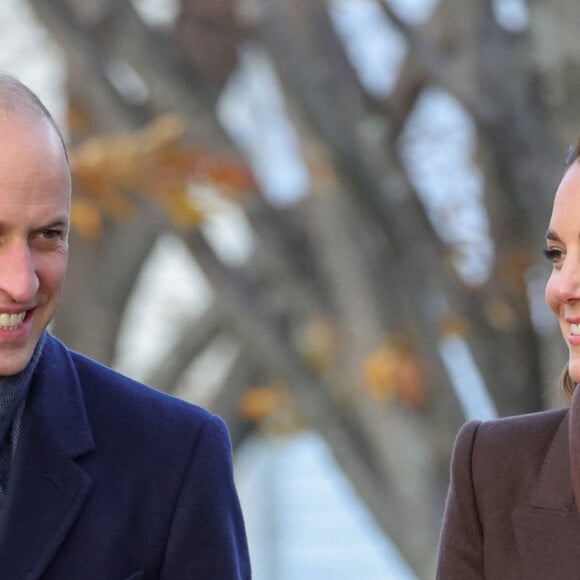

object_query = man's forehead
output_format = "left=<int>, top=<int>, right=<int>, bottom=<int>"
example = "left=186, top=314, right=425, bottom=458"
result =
left=0, top=107, right=68, bottom=161
left=0, top=112, right=71, bottom=214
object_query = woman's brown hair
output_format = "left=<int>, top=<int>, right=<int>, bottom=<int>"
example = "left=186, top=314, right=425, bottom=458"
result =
left=558, top=364, right=576, bottom=401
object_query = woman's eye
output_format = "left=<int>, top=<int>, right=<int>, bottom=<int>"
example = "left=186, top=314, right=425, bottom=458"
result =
left=544, top=247, right=564, bottom=264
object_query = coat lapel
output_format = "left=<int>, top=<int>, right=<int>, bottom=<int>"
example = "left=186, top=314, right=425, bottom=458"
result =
left=512, top=410, right=580, bottom=580
left=0, top=334, right=94, bottom=580
left=569, top=387, right=580, bottom=511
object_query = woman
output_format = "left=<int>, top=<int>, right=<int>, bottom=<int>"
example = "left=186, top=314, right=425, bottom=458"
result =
left=436, top=144, right=580, bottom=579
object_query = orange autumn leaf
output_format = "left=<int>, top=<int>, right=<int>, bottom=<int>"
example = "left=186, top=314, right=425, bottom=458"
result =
left=164, top=189, right=205, bottom=229
left=299, top=317, right=338, bottom=373
left=194, top=154, right=257, bottom=195
left=66, top=104, right=96, bottom=134
left=70, top=199, right=103, bottom=239
left=239, top=386, right=281, bottom=422
left=363, top=347, right=398, bottom=400
left=238, top=383, right=304, bottom=433
left=239, top=383, right=292, bottom=422
left=363, top=338, right=427, bottom=407
left=138, top=114, right=185, bottom=153
left=395, top=354, right=427, bottom=407
left=68, top=114, right=256, bottom=236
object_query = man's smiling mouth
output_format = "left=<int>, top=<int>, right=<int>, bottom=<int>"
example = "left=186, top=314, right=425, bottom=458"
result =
left=0, top=311, right=26, bottom=330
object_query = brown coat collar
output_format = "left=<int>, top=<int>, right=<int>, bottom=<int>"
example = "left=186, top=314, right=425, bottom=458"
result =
left=511, top=398, right=580, bottom=579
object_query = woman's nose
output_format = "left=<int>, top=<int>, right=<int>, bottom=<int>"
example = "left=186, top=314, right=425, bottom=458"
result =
left=0, top=241, right=39, bottom=303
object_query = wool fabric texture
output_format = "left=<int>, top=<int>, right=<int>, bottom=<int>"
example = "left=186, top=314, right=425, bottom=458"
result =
left=0, top=332, right=46, bottom=497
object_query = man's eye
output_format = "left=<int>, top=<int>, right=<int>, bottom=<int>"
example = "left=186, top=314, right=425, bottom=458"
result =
left=543, top=247, right=564, bottom=264
left=39, top=229, right=62, bottom=241
left=38, top=228, right=63, bottom=242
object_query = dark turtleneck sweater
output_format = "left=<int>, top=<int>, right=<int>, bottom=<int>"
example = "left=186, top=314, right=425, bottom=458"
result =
left=0, top=332, right=47, bottom=497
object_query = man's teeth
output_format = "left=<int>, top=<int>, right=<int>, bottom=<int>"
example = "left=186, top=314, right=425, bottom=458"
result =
left=0, top=312, right=25, bottom=329
left=572, top=323, right=580, bottom=335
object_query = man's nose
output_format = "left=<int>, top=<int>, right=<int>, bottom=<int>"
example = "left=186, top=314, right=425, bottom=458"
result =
left=0, top=241, right=39, bottom=303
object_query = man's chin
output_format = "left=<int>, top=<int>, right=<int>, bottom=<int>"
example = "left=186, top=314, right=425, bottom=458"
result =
left=0, top=346, right=36, bottom=377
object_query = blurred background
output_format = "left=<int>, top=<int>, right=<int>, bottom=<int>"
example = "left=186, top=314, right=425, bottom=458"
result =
left=2, top=0, right=576, bottom=577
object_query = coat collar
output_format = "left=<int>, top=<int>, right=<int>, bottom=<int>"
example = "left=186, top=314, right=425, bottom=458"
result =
left=569, top=386, right=580, bottom=510
left=511, top=402, right=580, bottom=579
left=0, top=333, right=95, bottom=580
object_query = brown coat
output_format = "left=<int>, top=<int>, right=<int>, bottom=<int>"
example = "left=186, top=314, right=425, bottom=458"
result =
left=437, top=388, right=580, bottom=579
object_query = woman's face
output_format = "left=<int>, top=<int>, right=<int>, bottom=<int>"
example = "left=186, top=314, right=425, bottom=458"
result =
left=545, top=162, right=580, bottom=382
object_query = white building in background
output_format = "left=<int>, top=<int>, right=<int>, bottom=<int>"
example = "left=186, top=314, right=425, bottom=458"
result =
left=236, top=431, right=416, bottom=579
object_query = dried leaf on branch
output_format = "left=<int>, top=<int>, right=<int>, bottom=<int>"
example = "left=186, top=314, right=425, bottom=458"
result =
left=68, top=114, right=257, bottom=235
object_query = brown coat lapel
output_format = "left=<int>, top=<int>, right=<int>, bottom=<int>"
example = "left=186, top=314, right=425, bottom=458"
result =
left=512, top=411, right=580, bottom=579
left=568, top=386, right=580, bottom=510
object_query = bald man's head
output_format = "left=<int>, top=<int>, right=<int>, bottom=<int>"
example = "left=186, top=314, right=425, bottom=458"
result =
left=0, top=74, right=68, bottom=163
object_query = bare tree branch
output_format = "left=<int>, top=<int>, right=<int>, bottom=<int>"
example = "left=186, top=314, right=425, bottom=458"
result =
left=146, top=307, right=225, bottom=393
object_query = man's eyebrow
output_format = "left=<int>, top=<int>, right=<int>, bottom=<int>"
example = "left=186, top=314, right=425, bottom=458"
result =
left=34, top=218, right=70, bottom=233
left=43, top=216, right=69, bottom=227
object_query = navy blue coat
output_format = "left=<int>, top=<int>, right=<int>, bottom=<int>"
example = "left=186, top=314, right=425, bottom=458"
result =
left=0, top=333, right=251, bottom=579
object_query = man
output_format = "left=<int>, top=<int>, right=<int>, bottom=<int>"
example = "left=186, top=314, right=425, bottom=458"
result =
left=0, top=74, right=251, bottom=579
